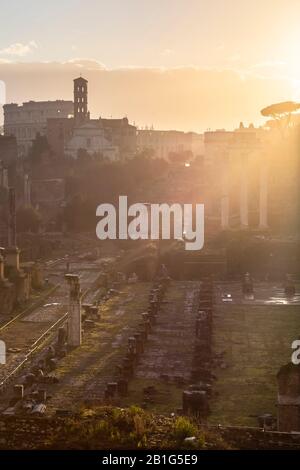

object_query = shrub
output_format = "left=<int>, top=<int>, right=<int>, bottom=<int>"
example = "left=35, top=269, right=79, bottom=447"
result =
left=173, top=417, right=198, bottom=442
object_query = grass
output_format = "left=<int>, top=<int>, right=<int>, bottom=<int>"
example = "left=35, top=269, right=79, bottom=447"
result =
left=62, top=406, right=151, bottom=449
left=172, top=416, right=198, bottom=441
left=122, top=377, right=183, bottom=414
left=210, top=304, right=300, bottom=426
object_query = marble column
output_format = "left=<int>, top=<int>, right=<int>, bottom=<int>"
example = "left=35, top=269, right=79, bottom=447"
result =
left=240, top=157, right=249, bottom=228
left=221, top=195, right=229, bottom=229
left=221, top=155, right=230, bottom=230
left=65, top=274, right=82, bottom=347
left=0, top=252, right=4, bottom=281
left=8, top=187, right=17, bottom=247
left=259, top=161, right=268, bottom=229
left=5, top=246, right=20, bottom=271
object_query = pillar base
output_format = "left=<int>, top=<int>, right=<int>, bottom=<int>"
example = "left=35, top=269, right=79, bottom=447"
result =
left=5, top=246, right=21, bottom=272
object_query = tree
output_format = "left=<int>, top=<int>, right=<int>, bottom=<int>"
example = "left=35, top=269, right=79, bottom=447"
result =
left=261, top=101, right=300, bottom=134
left=261, top=101, right=300, bottom=119
left=168, top=150, right=193, bottom=165
left=27, top=133, right=52, bottom=167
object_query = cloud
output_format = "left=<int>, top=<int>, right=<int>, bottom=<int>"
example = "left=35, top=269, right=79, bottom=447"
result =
left=0, top=61, right=293, bottom=131
left=66, top=58, right=106, bottom=70
left=252, top=61, right=286, bottom=69
left=0, top=41, right=38, bottom=57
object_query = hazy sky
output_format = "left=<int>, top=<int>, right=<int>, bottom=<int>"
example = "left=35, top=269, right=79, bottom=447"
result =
left=0, top=0, right=299, bottom=131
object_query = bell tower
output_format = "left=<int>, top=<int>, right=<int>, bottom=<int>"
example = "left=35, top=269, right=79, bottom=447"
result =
left=73, top=76, right=89, bottom=125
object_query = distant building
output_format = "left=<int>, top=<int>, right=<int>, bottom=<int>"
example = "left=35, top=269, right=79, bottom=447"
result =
left=73, top=76, right=89, bottom=126
left=64, top=121, right=119, bottom=160
left=204, top=125, right=265, bottom=166
left=4, top=100, right=73, bottom=156
left=101, top=118, right=137, bottom=159
left=47, top=77, right=136, bottom=160
left=203, top=124, right=270, bottom=230
left=136, top=129, right=203, bottom=160
left=47, top=117, right=74, bottom=156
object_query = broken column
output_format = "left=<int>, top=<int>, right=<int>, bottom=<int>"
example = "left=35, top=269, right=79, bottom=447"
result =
left=277, top=363, right=300, bottom=432
left=13, top=384, right=24, bottom=401
left=0, top=161, right=8, bottom=189
left=5, top=246, right=20, bottom=272
left=65, top=274, right=82, bottom=347
left=284, top=274, right=295, bottom=297
left=5, top=187, right=30, bottom=304
left=0, top=248, right=15, bottom=315
left=182, top=390, right=209, bottom=417
left=5, top=246, right=29, bottom=304
left=117, top=379, right=128, bottom=396
left=242, top=272, right=253, bottom=295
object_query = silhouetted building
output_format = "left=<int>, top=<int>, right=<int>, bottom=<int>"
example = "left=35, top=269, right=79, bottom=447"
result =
left=46, top=76, right=136, bottom=160
left=203, top=125, right=270, bottom=230
left=74, top=77, right=89, bottom=126
left=47, top=117, right=74, bottom=156
left=101, top=117, right=137, bottom=159
left=136, top=129, right=203, bottom=160
left=4, top=100, right=73, bottom=156
left=65, top=121, right=119, bottom=160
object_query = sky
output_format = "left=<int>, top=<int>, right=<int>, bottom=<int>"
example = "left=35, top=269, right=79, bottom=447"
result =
left=0, top=0, right=300, bottom=131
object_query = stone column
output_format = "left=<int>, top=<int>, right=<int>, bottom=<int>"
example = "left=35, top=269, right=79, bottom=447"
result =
left=259, top=161, right=268, bottom=229
left=65, top=274, right=82, bottom=347
left=8, top=187, right=17, bottom=247
left=240, top=157, right=249, bottom=228
left=277, top=363, right=300, bottom=432
left=0, top=163, right=8, bottom=190
left=0, top=250, right=4, bottom=281
left=3, top=169, right=8, bottom=190
left=221, top=155, right=230, bottom=230
left=5, top=246, right=20, bottom=271
left=221, top=195, right=229, bottom=230
left=0, top=340, right=5, bottom=365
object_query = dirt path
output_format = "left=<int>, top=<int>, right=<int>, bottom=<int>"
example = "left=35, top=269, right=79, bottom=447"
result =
left=44, top=282, right=150, bottom=414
